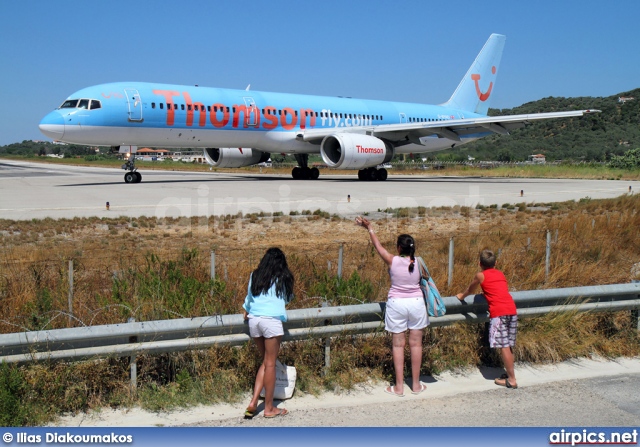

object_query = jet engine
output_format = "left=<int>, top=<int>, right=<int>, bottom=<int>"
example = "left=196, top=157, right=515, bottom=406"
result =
left=320, top=134, right=394, bottom=170
left=203, top=148, right=270, bottom=168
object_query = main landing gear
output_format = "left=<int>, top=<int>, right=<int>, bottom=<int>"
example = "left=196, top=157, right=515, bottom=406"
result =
left=122, top=159, right=142, bottom=183
left=291, top=154, right=320, bottom=180
left=357, top=167, right=388, bottom=181
left=292, top=166, right=320, bottom=180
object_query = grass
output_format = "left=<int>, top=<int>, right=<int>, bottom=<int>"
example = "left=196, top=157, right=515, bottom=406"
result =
left=0, top=194, right=639, bottom=425
left=6, top=154, right=640, bottom=180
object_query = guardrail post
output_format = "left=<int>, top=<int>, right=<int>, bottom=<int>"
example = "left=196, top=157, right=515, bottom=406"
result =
left=448, top=237, right=454, bottom=288
left=210, top=251, right=215, bottom=280
left=321, top=300, right=331, bottom=376
left=632, top=309, right=640, bottom=332
left=128, top=317, right=138, bottom=392
left=545, top=230, right=551, bottom=281
left=337, top=244, right=343, bottom=279
left=68, top=260, right=74, bottom=326
left=633, top=281, right=640, bottom=331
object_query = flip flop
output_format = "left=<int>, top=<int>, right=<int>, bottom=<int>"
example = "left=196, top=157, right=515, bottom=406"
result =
left=494, top=377, right=518, bottom=389
left=264, top=408, right=289, bottom=418
left=244, top=406, right=257, bottom=419
left=384, top=385, right=405, bottom=397
left=411, top=383, right=427, bottom=395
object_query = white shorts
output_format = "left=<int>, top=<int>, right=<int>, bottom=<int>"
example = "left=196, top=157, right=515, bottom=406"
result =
left=385, top=297, right=429, bottom=333
left=248, top=315, right=284, bottom=338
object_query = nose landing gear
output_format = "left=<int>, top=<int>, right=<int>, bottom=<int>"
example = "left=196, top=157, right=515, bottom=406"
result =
left=122, top=159, right=142, bottom=183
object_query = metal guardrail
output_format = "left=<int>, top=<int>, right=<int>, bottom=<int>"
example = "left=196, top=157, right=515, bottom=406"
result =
left=0, top=283, right=638, bottom=366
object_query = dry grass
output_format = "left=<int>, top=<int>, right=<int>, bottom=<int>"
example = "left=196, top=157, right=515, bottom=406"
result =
left=0, top=194, right=639, bottom=424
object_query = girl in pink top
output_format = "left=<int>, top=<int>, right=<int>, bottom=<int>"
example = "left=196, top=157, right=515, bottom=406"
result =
left=356, top=216, right=428, bottom=397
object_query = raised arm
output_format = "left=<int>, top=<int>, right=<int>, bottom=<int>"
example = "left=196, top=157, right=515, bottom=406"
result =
left=355, top=216, right=394, bottom=266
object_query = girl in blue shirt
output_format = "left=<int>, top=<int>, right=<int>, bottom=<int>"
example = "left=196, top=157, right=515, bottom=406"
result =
left=242, top=247, right=294, bottom=418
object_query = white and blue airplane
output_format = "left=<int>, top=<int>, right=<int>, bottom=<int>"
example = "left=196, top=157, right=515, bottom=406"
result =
left=39, top=34, right=598, bottom=183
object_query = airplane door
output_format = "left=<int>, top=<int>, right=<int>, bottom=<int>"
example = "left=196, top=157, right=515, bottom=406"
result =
left=125, top=89, right=143, bottom=122
left=399, top=113, right=407, bottom=123
left=243, top=97, right=258, bottom=127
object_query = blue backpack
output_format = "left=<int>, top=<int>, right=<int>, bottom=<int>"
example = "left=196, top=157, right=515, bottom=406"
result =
left=417, top=257, right=446, bottom=317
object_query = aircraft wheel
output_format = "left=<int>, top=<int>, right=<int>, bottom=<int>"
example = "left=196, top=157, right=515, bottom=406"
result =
left=133, top=172, right=142, bottom=183
left=309, top=167, right=320, bottom=180
left=124, top=172, right=136, bottom=183
left=376, top=168, right=388, bottom=181
left=292, top=167, right=302, bottom=180
left=368, top=168, right=378, bottom=181
left=300, top=167, right=310, bottom=180
left=358, top=169, right=365, bottom=181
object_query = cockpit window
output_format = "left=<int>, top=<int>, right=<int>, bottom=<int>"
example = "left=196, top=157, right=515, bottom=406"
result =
left=59, top=98, right=102, bottom=110
left=60, top=99, right=79, bottom=108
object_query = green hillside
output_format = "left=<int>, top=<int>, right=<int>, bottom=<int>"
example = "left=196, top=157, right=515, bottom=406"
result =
left=439, top=88, right=640, bottom=162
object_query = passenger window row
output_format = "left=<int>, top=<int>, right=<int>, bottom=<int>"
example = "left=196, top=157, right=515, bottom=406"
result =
left=409, top=117, right=447, bottom=122
left=149, top=102, right=383, bottom=121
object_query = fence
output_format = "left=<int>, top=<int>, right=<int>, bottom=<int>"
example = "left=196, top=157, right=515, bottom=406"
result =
left=33, top=229, right=616, bottom=320
left=2, top=200, right=637, bottom=345
left=1, top=283, right=638, bottom=388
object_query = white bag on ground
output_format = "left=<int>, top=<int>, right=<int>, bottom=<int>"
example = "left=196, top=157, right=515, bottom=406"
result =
left=260, top=360, right=296, bottom=400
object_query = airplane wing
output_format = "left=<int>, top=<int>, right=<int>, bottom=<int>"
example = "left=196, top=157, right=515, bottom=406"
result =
left=298, top=109, right=600, bottom=146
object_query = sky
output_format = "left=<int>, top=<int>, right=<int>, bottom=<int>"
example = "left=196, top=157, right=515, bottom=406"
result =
left=0, top=0, right=639, bottom=146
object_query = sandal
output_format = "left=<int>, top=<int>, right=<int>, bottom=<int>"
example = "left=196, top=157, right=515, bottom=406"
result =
left=244, top=406, right=257, bottom=419
left=411, top=383, right=427, bottom=395
left=383, top=385, right=405, bottom=397
left=264, top=408, right=289, bottom=418
left=494, top=377, right=518, bottom=389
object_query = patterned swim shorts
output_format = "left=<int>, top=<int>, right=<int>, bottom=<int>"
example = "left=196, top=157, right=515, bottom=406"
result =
left=489, top=315, right=518, bottom=348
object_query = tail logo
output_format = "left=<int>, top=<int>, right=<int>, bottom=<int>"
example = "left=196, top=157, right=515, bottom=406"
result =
left=471, top=66, right=496, bottom=102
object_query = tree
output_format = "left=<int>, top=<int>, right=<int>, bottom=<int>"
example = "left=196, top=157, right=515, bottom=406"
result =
left=497, top=149, right=514, bottom=162
left=608, top=147, right=640, bottom=169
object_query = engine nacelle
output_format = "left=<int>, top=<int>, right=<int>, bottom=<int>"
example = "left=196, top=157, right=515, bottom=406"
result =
left=203, top=148, right=270, bottom=168
left=320, top=134, right=394, bottom=170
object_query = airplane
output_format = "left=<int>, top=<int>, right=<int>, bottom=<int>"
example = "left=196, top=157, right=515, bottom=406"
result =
left=39, top=34, right=599, bottom=184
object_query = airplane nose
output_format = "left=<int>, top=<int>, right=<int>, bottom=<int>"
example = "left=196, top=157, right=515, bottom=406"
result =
left=39, top=111, right=65, bottom=140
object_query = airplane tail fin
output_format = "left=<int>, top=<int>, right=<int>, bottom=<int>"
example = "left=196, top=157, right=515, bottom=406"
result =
left=442, top=34, right=506, bottom=115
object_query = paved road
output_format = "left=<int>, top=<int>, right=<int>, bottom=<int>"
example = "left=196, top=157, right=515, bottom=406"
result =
left=1, top=160, right=639, bottom=220
left=52, top=358, right=640, bottom=427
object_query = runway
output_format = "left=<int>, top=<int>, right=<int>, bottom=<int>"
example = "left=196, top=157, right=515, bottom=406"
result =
left=1, top=160, right=638, bottom=220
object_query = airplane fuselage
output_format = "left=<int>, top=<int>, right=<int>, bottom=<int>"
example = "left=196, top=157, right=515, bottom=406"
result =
left=40, top=82, right=486, bottom=154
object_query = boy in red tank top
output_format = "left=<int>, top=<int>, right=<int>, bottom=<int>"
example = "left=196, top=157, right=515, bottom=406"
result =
left=456, top=249, right=518, bottom=389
